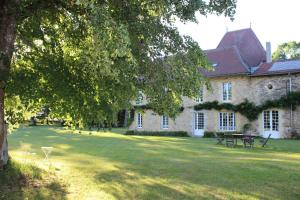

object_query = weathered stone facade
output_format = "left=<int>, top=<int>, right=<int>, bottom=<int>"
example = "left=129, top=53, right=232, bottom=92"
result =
left=129, top=73, right=300, bottom=138
left=129, top=29, right=300, bottom=138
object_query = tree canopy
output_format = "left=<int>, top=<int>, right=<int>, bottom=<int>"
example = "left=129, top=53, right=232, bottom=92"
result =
left=3, top=0, right=237, bottom=126
left=272, top=41, right=300, bottom=61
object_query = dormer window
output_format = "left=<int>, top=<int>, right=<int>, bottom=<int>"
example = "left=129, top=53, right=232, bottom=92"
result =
left=136, top=91, right=143, bottom=105
left=222, top=82, right=232, bottom=101
left=212, top=63, right=218, bottom=68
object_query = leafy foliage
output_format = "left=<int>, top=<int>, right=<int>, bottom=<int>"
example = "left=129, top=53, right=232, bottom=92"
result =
left=203, top=131, right=215, bottom=138
left=4, top=0, right=237, bottom=127
left=272, top=41, right=300, bottom=60
left=194, top=91, right=300, bottom=121
left=134, top=104, right=184, bottom=115
left=4, top=96, right=39, bottom=127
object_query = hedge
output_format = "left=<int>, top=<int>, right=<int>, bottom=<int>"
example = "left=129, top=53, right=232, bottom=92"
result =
left=125, top=130, right=189, bottom=137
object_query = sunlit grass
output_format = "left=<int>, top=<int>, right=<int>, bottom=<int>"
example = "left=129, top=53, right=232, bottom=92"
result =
left=3, top=126, right=300, bottom=199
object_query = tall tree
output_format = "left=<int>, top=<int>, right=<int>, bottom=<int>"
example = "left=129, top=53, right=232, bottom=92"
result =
left=272, top=41, right=300, bottom=61
left=0, top=0, right=236, bottom=168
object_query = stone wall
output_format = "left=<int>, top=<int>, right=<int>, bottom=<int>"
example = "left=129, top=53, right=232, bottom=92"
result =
left=129, top=108, right=249, bottom=136
left=129, top=108, right=194, bottom=134
left=129, top=73, right=300, bottom=138
left=293, top=106, right=300, bottom=134
left=249, top=74, right=300, bottom=103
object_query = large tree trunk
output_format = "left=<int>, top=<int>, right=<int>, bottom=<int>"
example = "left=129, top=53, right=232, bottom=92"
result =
left=0, top=0, right=20, bottom=169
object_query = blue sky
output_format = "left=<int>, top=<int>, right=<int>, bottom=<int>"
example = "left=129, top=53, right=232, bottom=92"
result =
left=176, top=0, right=300, bottom=52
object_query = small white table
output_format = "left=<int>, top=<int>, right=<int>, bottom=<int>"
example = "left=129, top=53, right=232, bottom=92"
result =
left=41, top=147, right=53, bottom=162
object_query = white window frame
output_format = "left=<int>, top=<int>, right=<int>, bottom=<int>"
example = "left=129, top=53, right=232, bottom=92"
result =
left=219, top=112, right=235, bottom=131
left=195, top=87, right=204, bottom=103
left=263, top=110, right=279, bottom=131
left=137, top=112, right=143, bottom=128
left=161, top=115, right=169, bottom=129
left=194, top=112, right=204, bottom=130
left=222, top=82, right=232, bottom=101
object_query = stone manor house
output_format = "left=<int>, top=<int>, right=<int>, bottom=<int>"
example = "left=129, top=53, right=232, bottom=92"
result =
left=129, top=28, right=300, bottom=138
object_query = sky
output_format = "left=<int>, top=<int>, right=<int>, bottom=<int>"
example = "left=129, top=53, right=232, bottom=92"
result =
left=176, top=0, right=300, bottom=52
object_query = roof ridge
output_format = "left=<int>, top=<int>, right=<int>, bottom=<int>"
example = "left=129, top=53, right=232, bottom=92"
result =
left=231, top=45, right=250, bottom=72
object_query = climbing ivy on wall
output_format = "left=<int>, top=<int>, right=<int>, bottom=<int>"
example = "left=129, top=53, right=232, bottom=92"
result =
left=194, top=91, right=300, bottom=121
left=133, top=92, right=300, bottom=122
left=134, top=105, right=184, bottom=114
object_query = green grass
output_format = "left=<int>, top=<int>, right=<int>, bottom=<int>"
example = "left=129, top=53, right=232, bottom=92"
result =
left=2, top=126, right=300, bottom=200
left=0, top=156, right=67, bottom=200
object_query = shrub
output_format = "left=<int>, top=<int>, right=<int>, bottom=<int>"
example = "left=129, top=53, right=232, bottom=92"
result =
left=125, top=130, right=189, bottom=137
left=291, top=130, right=300, bottom=140
left=203, top=132, right=215, bottom=138
left=125, top=130, right=135, bottom=135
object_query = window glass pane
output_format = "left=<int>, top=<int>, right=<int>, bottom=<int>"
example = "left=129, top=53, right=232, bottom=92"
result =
left=198, top=113, right=204, bottom=129
left=223, top=113, right=227, bottom=130
left=195, top=113, right=198, bottom=129
left=137, top=113, right=142, bottom=128
left=228, top=83, right=232, bottom=100
left=228, top=113, right=234, bottom=131
left=219, top=113, right=223, bottom=130
left=223, top=83, right=227, bottom=101
left=219, top=112, right=235, bottom=131
left=272, top=111, right=279, bottom=131
left=162, top=115, right=169, bottom=129
left=222, top=83, right=232, bottom=101
left=263, top=111, right=270, bottom=131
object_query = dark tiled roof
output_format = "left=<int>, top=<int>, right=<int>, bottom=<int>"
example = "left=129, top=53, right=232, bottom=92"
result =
left=202, top=28, right=300, bottom=77
left=217, top=28, right=266, bottom=67
left=251, top=60, right=300, bottom=76
left=203, top=46, right=249, bottom=77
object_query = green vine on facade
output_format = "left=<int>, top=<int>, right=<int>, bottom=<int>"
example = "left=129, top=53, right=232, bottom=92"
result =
left=134, top=105, right=185, bottom=113
left=194, top=91, right=300, bottom=121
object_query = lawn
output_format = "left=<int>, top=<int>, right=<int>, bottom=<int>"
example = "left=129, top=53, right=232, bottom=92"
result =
left=1, top=126, right=300, bottom=200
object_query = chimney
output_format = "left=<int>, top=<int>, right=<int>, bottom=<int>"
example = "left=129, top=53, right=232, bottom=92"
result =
left=266, top=42, right=272, bottom=63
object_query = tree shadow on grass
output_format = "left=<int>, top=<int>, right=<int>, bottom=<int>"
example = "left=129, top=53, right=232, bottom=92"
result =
left=8, top=127, right=300, bottom=199
left=0, top=158, right=67, bottom=200
left=94, top=168, right=196, bottom=200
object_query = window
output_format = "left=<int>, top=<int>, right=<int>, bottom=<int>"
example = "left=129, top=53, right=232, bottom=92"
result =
left=212, top=63, right=218, bottom=68
left=267, top=84, right=273, bottom=90
left=195, top=88, right=204, bottom=103
left=219, top=112, right=235, bottom=131
left=194, top=112, right=204, bottom=130
left=137, top=112, right=143, bottom=128
left=222, top=82, right=232, bottom=101
left=161, top=115, right=169, bottom=129
left=263, top=110, right=279, bottom=131
left=136, top=91, right=143, bottom=105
